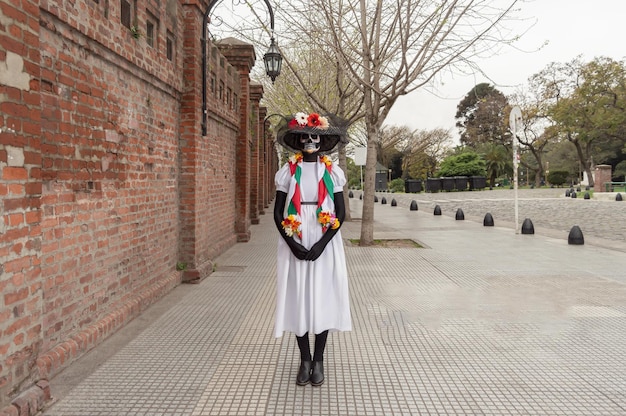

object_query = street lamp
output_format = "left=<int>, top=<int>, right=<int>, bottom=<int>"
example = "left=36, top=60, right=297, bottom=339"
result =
left=263, top=37, right=282, bottom=83
left=201, top=0, right=282, bottom=136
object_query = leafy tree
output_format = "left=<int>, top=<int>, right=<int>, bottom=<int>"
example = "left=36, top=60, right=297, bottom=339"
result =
left=547, top=170, right=569, bottom=186
left=477, top=143, right=511, bottom=188
left=544, top=139, right=580, bottom=181
left=406, top=151, right=438, bottom=179
left=532, top=57, right=626, bottom=186
left=508, top=85, right=560, bottom=187
left=614, top=160, right=626, bottom=181
left=345, top=157, right=362, bottom=189
left=401, top=128, right=453, bottom=179
left=456, top=83, right=510, bottom=147
left=437, top=151, right=486, bottom=177
left=389, top=153, right=403, bottom=180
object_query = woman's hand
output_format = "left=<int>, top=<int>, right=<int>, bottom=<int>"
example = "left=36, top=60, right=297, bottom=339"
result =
left=274, top=191, right=309, bottom=259
left=304, top=191, right=345, bottom=261
left=304, top=240, right=326, bottom=261
left=287, top=239, right=309, bottom=260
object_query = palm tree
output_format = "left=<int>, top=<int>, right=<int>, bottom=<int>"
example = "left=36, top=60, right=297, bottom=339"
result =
left=480, top=144, right=511, bottom=188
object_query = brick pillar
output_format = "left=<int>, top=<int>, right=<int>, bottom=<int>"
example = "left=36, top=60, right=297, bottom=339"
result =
left=0, top=0, right=44, bottom=410
left=594, top=165, right=612, bottom=192
left=218, top=40, right=255, bottom=241
left=178, top=1, right=211, bottom=282
left=267, top=135, right=278, bottom=206
left=258, top=106, right=267, bottom=216
left=249, top=84, right=263, bottom=224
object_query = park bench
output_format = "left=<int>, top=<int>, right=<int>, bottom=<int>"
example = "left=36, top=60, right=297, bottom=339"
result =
left=604, top=181, right=626, bottom=192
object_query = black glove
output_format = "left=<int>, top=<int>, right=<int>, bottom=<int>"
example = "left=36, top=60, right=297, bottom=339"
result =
left=305, top=240, right=327, bottom=261
left=287, top=239, right=309, bottom=260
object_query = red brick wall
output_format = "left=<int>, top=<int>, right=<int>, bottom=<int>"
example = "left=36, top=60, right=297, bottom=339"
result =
left=249, top=84, right=263, bottom=225
left=218, top=42, right=255, bottom=242
left=0, top=0, right=43, bottom=407
left=1, top=0, right=268, bottom=411
left=178, top=7, right=241, bottom=282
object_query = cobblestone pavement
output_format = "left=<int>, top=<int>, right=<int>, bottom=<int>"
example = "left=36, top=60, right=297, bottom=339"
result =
left=365, top=188, right=626, bottom=252
left=43, top=192, right=626, bottom=415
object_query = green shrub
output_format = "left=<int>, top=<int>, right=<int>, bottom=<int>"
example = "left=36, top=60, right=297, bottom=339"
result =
left=348, top=177, right=362, bottom=189
left=437, top=151, right=486, bottom=177
left=388, top=178, right=405, bottom=193
left=547, top=170, right=568, bottom=186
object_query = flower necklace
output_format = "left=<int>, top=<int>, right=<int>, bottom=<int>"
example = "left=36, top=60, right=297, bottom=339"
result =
left=282, top=152, right=340, bottom=239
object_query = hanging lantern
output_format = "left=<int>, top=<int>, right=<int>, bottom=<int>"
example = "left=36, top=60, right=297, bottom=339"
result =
left=263, top=38, right=282, bottom=83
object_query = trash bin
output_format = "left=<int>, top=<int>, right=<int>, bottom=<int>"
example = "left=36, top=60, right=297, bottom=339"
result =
left=425, top=178, right=441, bottom=193
left=441, top=177, right=455, bottom=191
left=404, top=179, right=422, bottom=193
left=454, top=176, right=468, bottom=191
left=469, top=176, right=486, bottom=190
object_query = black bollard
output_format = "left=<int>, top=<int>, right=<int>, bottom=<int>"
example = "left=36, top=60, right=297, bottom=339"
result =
left=455, top=208, right=464, bottom=220
left=565, top=189, right=571, bottom=197
left=576, top=186, right=581, bottom=192
left=571, top=191, right=577, bottom=198
left=349, top=190, right=353, bottom=198
left=381, top=197, right=387, bottom=204
left=584, top=192, right=590, bottom=199
left=374, top=195, right=378, bottom=202
left=391, top=198, right=397, bottom=207
left=410, top=200, right=418, bottom=211
left=359, top=193, right=363, bottom=200
left=568, top=225, right=584, bottom=245
left=434, top=205, right=442, bottom=215
left=483, top=212, right=494, bottom=226
left=617, top=193, right=623, bottom=201
left=521, top=218, right=535, bottom=234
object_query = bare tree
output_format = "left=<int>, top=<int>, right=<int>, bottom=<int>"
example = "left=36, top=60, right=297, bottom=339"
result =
left=259, top=27, right=365, bottom=220
left=508, top=89, right=555, bottom=186
left=303, top=0, right=524, bottom=244
left=403, top=128, right=454, bottom=179
left=209, top=0, right=525, bottom=244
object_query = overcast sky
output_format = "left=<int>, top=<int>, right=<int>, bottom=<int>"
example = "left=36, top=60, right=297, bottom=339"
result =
left=385, top=0, right=626, bottom=139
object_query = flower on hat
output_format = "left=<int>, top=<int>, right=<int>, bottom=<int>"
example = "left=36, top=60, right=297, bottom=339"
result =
left=307, top=113, right=320, bottom=127
left=288, top=112, right=329, bottom=130
left=295, top=112, right=308, bottom=126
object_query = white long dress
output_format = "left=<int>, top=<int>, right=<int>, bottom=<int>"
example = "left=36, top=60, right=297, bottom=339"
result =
left=274, top=159, right=352, bottom=338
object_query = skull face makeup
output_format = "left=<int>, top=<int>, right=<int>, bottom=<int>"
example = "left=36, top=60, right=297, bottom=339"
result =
left=276, top=112, right=348, bottom=154
left=299, top=134, right=321, bottom=154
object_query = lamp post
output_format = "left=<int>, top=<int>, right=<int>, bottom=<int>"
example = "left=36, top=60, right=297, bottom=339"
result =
left=201, top=0, right=282, bottom=136
left=509, top=106, right=522, bottom=234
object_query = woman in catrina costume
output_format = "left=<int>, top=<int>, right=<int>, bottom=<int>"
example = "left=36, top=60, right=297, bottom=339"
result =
left=273, top=112, right=352, bottom=386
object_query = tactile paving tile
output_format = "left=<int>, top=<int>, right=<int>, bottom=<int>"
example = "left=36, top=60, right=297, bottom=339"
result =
left=45, top=202, right=626, bottom=415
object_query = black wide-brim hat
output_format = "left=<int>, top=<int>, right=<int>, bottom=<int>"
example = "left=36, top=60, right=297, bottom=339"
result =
left=275, top=112, right=349, bottom=153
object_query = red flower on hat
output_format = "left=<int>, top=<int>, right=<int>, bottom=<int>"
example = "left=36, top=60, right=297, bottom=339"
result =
left=307, top=113, right=321, bottom=127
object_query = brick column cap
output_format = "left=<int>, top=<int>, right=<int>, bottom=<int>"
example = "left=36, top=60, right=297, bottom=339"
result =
left=217, top=38, right=256, bottom=72
left=250, top=83, right=264, bottom=102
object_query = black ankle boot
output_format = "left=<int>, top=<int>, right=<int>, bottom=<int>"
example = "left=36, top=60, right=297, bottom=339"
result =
left=296, top=361, right=312, bottom=385
left=311, top=361, right=324, bottom=386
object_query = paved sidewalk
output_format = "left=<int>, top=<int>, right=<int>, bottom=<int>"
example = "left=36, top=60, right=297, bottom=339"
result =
left=44, top=193, right=626, bottom=415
